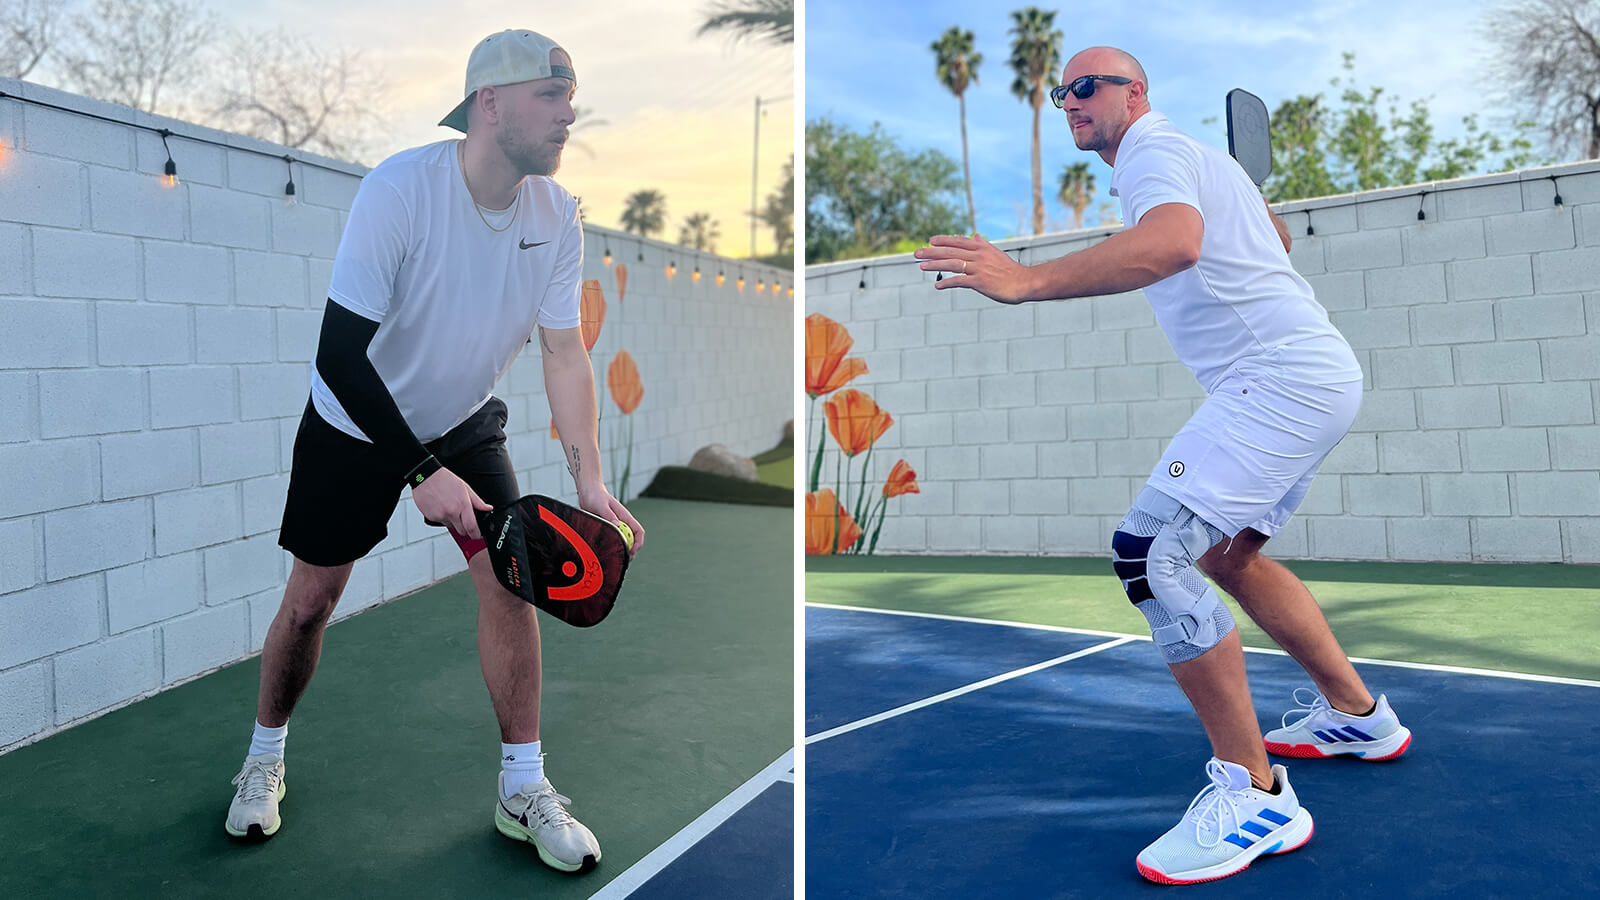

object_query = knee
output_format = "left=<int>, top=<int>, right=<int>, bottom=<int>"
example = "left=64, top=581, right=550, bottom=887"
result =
left=281, top=563, right=348, bottom=627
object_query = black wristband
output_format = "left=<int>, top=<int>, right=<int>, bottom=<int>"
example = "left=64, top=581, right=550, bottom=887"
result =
left=404, top=455, right=442, bottom=487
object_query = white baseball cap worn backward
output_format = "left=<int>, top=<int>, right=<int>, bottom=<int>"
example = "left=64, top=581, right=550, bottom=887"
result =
left=439, top=29, right=575, bottom=133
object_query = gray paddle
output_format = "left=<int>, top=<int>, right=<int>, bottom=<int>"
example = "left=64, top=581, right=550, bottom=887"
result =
left=1225, top=88, right=1272, bottom=186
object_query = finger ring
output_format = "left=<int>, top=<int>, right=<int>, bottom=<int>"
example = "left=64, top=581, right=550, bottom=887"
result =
left=961, top=260, right=968, bottom=274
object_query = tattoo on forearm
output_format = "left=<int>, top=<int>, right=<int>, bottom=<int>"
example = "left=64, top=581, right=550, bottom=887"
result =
left=569, top=444, right=580, bottom=481
left=539, top=326, right=555, bottom=354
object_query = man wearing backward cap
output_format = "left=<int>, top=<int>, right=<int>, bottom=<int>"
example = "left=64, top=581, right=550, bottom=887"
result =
left=222, top=30, right=642, bottom=875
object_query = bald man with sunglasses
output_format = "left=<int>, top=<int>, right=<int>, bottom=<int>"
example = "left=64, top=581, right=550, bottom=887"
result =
left=916, top=46, right=1410, bottom=886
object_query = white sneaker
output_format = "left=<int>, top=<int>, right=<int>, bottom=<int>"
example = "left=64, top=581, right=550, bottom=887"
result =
left=1135, top=758, right=1313, bottom=885
left=1264, top=689, right=1412, bottom=761
left=225, top=755, right=286, bottom=840
left=494, top=773, right=602, bottom=873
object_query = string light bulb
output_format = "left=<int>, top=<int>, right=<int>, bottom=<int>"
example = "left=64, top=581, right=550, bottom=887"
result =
left=282, top=155, right=297, bottom=207
left=603, top=245, right=612, bottom=266
left=787, top=286, right=794, bottom=298
left=756, top=277, right=764, bottom=292
left=692, top=266, right=701, bottom=282
left=716, top=270, right=726, bottom=286
left=771, top=281, right=781, bottom=295
left=737, top=273, right=745, bottom=291
left=159, top=129, right=178, bottom=188
left=666, top=260, right=676, bottom=279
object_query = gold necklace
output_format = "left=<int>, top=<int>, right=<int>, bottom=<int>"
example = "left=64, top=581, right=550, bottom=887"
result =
left=458, top=141, right=520, bottom=233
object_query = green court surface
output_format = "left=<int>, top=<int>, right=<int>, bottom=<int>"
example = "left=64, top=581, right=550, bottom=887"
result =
left=806, top=555, right=1600, bottom=681
left=0, top=497, right=791, bottom=899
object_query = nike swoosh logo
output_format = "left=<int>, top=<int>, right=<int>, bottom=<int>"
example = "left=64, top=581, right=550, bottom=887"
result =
left=539, top=505, right=605, bottom=602
left=519, top=239, right=549, bottom=249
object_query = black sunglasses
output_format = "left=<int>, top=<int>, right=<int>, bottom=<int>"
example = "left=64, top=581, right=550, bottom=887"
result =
left=1050, top=75, right=1133, bottom=108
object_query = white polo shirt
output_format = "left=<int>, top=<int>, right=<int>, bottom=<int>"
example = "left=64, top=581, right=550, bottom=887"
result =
left=1110, top=112, right=1362, bottom=392
left=313, top=140, right=583, bottom=443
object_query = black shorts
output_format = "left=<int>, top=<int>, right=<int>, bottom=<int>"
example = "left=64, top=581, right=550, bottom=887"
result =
left=278, top=397, right=520, bottom=567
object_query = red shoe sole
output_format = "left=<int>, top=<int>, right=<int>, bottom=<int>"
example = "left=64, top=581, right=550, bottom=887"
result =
left=1136, top=821, right=1313, bottom=885
left=1265, top=733, right=1411, bottom=761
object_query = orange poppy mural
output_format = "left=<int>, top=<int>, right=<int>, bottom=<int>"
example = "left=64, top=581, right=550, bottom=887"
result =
left=580, top=280, right=606, bottom=351
left=805, top=313, right=868, bottom=398
left=824, top=389, right=893, bottom=457
left=805, top=489, right=863, bottom=555
left=607, top=350, right=643, bottom=415
left=882, top=459, right=920, bottom=498
left=615, top=264, right=627, bottom=304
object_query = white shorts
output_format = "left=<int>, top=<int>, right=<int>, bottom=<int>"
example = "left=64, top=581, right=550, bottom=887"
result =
left=1148, top=362, right=1362, bottom=538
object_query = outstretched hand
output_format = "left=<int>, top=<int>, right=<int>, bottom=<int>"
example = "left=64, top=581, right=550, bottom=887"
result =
left=913, top=234, right=1032, bottom=304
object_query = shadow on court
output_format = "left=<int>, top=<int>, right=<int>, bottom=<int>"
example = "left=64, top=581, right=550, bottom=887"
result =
left=0, top=498, right=791, bottom=900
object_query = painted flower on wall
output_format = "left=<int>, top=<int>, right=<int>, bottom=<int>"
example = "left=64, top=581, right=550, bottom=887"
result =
left=805, top=488, right=862, bottom=556
left=608, top=350, right=643, bottom=415
left=805, top=313, right=867, bottom=398
left=615, top=264, right=627, bottom=303
left=824, top=389, right=893, bottom=457
left=882, top=460, right=920, bottom=498
left=580, top=279, right=606, bottom=351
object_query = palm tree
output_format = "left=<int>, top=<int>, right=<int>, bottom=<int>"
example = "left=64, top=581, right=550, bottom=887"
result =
left=932, top=26, right=982, bottom=236
left=1008, top=7, right=1062, bottom=235
left=678, top=212, right=720, bottom=252
left=697, top=0, right=793, bottom=45
left=1057, top=161, right=1095, bottom=229
left=620, top=190, right=668, bottom=238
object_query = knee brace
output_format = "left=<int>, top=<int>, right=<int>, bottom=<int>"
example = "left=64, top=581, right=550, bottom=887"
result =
left=1111, top=487, right=1235, bottom=663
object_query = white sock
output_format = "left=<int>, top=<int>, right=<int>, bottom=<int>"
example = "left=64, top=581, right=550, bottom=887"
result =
left=249, top=720, right=287, bottom=760
left=501, top=740, right=544, bottom=799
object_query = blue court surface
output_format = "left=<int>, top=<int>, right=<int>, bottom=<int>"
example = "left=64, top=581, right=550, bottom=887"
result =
left=805, top=604, right=1600, bottom=899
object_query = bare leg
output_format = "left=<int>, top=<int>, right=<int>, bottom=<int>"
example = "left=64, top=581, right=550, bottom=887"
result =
left=1198, top=530, right=1374, bottom=715
left=469, top=551, right=541, bottom=742
left=256, top=558, right=354, bottom=727
left=1169, top=629, right=1274, bottom=789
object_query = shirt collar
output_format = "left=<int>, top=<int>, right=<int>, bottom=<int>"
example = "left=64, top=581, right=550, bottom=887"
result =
left=1108, top=110, right=1168, bottom=197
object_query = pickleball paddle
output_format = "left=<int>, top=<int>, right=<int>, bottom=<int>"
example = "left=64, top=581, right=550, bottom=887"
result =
left=476, top=494, right=631, bottom=627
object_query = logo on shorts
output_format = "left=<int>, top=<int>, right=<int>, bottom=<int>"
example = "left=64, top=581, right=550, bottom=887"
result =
left=1169, top=461, right=1185, bottom=477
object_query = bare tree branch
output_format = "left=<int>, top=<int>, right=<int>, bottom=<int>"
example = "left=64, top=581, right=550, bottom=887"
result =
left=56, top=0, right=214, bottom=113
left=1, top=0, right=66, bottom=79
left=1485, top=0, right=1600, bottom=160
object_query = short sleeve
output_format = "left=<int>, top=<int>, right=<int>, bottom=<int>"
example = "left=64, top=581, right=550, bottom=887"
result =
left=535, top=194, right=583, bottom=330
left=1119, top=140, right=1204, bottom=227
left=327, top=174, right=410, bottom=322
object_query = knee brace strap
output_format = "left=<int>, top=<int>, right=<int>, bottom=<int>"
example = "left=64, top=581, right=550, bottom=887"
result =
left=1112, top=487, right=1235, bottom=663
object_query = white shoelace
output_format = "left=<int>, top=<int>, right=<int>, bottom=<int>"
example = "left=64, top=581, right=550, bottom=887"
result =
left=517, top=785, right=577, bottom=829
left=232, top=760, right=280, bottom=802
left=1279, top=687, right=1331, bottom=730
left=1183, top=759, right=1249, bottom=850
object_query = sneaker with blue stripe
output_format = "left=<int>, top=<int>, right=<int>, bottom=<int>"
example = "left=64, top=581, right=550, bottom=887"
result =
left=1135, top=758, right=1313, bottom=885
left=1264, top=689, right=1411, bottom=761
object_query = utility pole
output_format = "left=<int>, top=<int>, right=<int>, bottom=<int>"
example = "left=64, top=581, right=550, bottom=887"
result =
left=751, top=94, right=791, bottom=259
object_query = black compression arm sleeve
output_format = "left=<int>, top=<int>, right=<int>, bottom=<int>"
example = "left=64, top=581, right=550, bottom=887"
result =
left=314, top=299, right=434, bottom=482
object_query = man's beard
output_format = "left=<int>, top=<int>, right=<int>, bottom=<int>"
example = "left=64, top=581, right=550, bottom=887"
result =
left=498, top=128, right=562, bottom=177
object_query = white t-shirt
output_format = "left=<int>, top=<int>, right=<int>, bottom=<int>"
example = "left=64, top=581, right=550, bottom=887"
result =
left=1110, top=112, right=1362, bottom=392
left=313, top=140, right=583, bottom=442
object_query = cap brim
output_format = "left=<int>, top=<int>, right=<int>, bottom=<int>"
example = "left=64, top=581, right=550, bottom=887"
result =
left=439, top=92, right=474, bottom=133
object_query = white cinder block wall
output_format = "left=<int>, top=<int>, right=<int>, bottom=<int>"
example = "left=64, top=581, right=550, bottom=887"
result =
left=0, top=80, right=791, bottom=751
left=804, top=159, right=1600, bottom=566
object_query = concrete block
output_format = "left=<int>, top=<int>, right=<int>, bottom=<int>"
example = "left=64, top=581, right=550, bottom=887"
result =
left=1264, top=519, right=1309, bottom=558
left=855, top=348, right=901, bottom=386
left=928, top=516, right=981, bottom=552
left=805, top=292, right=851, bottom=324
left=1387, top=518, right=1472, bottom=562
left=875, top=516, right=926, bottom=554
left=88, top=166, right=186, bottom=239
left=926, top=310, right=979, bottom=345
left=1035, top=300, right=1093, bottom=334
left=1503, top=382, right=1594, bottom=426
left=1416, top=385, right=1503, bottom=429
left=979, top=374, right=1036, bottom=409
left=1562, top=519, right=1600, bottom=564
left=106, top=551, right=202, bottom=633
left=1465, top=428, right=1550, bottom=473
left=1448, top=256, right=1533, bottom=301
left=1041, top=514, right=1114, bottom=556
left=0, top=298, right=92, bottom=368
left=851, top=288, right=899, bottom=321
left=953, top=343, right=1007, bottom=377
left=983, top=516, right=1039, bottom=553
left=33, top=229, right=138, bottom=300
left=53, top=629, right=160, bottom=723
left=1453, top=341, right=1542, bottom=385
left=1371, top=346, right=1453, bottom=389
left=894, top=411, right=948, bottom=447
left=43, top=498, right=150, bottom=579
left=329, top=556, right=384, bottom=621
left=0, top=517, right=39, bottom=595
left=1326, top=229, right=1403, bottom=271
left=1092, top=294, right=1155, bottom=330
left=1543, top=170, right=1600, bottom=204
left=97, top=302, right=192, bottom=366
left=1303, top=271, right=1366, bottom=311
left=870, top=381, right=928, bottom=416
left=154, top=484, right=242, bottom=555
left=134, top=130, right=225, bottom=186
left=1428, top=473, right=1511, bottom=516
left=203, top=534, right=285, bottom=603
left=0, top=372, right=34, bottom=444
left=1514, top=471, right=1600, bottom=516
left=1534, top=247, right=1600, bottom=293
left=22, top=102, right=129, bottom=166
left=921, top=379, right=974, bottom=414
left=238, top=365, right=309, bottom=421
left=1096, top=438, right=1163, bottom=477
left=1331, top=308, right=1411, bottom=349
left=0, top=576, right=101, bottom=669
left=196, top=308, right=274, bottom=363
left=0, top=439, right=99, bottom=515
left=1379, top=431, right=1460, bottom=473
left=1009, top=479, right=1072, bottom=516
left=1305, top=475, right=1353, bottom=516
left=299, top=165, right=362, bottom=210
left=39, top=369, right=146, bottom=437
left=1401, top=219, right=1486, bottom=264
left=1496, top=294, right=1587, bottom=340
left=1320, top=432, right=1377, bottom=474
left=980, top=444, right=1038, bottom=479
left=1486, top=207, right=1576, bottom=256
left=431, top=536, right=470, bottom=580
left=1288, top=235, right=1325, bottom=274
left=1010, top=336, right=1067, bottom=372
left=1365, top=264, right=1445, bottom=307
left=379, top=541, right=434, bottom=597
left=0, top=661, right=51, bottom=747
left=1473, top=517, right=1562, bottom=562
left=1095, top=366, right=1160, bottom=402
left=198, top=419, right=280, bottom=483
left=1439, top=181, right=1522, bottom=220
left=979, top=305, right=1035, bottom=341
left=955, top=480, right=1010, bottom=515
left=150, top=366, right=235, bottom=428
left=270, top=201, right=341, bottom=257
left=1008, top=407, right=1067, bottom=443
left=101, top=429, right=196, bottom=499
left=0, top=149, right=82, bottom=228
left=1309, top=517, right=1388, bottom=560
left=235, top=251, right=308, bottom=308
left=190, top=184, right=270, bottom=250
left=873, top=316, right=924, bottom=351
left=1359, top=194, right=1431, bottom=231
left=1414, top=301, right=1495, bottom=345
left=1036, top=369, right=1096, bottom=405
left=0, top=223, right=29, bottom=295
left=1347, top=474, right=1423, bottom=517
left=1069, top=403, right=1128, bottom=440
left=1066, top=332, right=1126, bottom=368
left=1071, top=477, right=1134, bottom=516
left=1351, top=390, right=1416, bottom=432
left=926, top=446, right=981, bottom=481
left=1552, top=425, right=1600, bottom=470
left=1302, top=203, right=1357, bottom=235
left=1543, top=336, right=1600, bottom=381
left=160, top=602, right=250, bottom=683
left=1127, top=327, right=1178, bottom=365
left=142, top=240, right=230, bottom=305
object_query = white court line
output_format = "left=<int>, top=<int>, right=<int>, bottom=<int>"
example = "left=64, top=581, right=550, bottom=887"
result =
left=591, top=749, right=794, bottom=900
left=805, top=637, right=1137, bottom=745
left=807, top=601, right=1600, bottom=689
